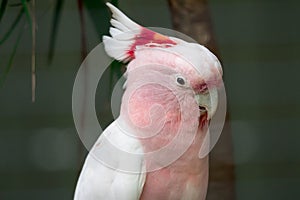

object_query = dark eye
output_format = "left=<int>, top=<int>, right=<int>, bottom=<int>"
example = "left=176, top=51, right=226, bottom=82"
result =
left=176, top=77, right=185, bottom=85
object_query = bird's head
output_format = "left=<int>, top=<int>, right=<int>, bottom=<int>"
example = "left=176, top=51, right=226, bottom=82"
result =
left=103, top=3, right=223, bottom=129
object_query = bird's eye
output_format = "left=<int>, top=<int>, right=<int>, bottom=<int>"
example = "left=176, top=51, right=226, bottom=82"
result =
left=176, top=76, right=186, bottom=86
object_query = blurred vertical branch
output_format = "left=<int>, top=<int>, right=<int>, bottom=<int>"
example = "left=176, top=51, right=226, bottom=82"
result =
left=82, top=0, right=123, bottom=127
left=21, top=0, right=36, bottom=102
left=78, top=0, right=87, bottom=60
left=168, top=0, right=219, bottom=55
left=46, top=0, right=121, bottom=168
left=75, top=0, right=89, bottom=168
left=31, top=0, right=36, bottom=102
left=74, top=0, right=122, bottom=167
left=167, top=0, right=235, bottom=199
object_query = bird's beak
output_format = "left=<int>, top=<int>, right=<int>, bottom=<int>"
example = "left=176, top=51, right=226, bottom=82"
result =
left=194, top=87, right=218, bottom=120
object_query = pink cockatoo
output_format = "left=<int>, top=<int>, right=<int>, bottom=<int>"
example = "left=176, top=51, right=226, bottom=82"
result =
left=74, top=3, right=223, bottom=200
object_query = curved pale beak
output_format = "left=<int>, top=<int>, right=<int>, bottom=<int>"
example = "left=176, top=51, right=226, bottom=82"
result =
left=194, top=87, right=218, bottom=120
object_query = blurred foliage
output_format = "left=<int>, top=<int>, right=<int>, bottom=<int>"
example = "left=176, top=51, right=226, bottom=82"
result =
left=0, top=1, right=25, bottom=86
left=48, top=0, right=118, bottom=63
left=0, top=0, right=35, bottom=102
left=0, top=0, right=122, bottom=100
left=0, top=0, right=8, bottom=23
left=1, top=1, right=300, bottom=199
left=48, top=0, right=64, bottom=62
left=83, top=0, right=118, bottom=37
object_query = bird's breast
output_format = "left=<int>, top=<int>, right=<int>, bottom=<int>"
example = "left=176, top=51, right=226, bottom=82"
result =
left=139, top=128, right=209, bottom=200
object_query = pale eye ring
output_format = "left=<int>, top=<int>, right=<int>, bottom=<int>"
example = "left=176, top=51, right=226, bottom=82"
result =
left=176, top=76, right=186, bottom=86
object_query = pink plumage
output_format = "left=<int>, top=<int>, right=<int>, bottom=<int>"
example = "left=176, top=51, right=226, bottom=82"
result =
left=122, top=51, right=208, bottom=200
left=74, top=3, right=223, bottom=200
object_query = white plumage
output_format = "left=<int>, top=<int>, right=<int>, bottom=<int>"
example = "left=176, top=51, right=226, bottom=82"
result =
left=74, top=118, right=146, bottom=200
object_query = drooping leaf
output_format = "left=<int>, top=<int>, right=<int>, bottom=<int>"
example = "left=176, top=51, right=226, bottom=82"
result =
left=0, top=7, right=24, bottom=45
left=0, top=25, right=23, bottom=87
left=0, top=0, right=8, bottom=23
left=48, top=0, right=65, bottom=63
left=20, top=0, right=32, bottom=30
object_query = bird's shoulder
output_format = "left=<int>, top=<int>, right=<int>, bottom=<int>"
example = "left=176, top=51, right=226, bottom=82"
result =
left=74, top=119, right=146, bottom=200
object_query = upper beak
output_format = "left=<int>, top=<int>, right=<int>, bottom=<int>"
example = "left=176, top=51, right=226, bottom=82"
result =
left=194, top=87, right=218, bottom=120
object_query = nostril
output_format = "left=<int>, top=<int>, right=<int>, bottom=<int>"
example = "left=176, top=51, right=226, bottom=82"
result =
left=192, top=82, right=208, bottom=94
left=199, top=84, right=208, bottom=93
left=199, top=106, right=206, bottom=112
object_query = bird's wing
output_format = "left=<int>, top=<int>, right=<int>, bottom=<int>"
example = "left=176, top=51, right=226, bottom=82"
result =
left=74, top=119, right=146, bottom=200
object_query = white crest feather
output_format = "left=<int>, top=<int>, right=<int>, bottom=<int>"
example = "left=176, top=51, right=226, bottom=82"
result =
left=103, top=3, right=141, bottom=62
left=106, top=3, right=139, bottom=31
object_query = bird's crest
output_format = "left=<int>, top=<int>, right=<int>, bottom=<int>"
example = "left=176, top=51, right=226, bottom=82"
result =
left=103, top=3, right=177, bottom=62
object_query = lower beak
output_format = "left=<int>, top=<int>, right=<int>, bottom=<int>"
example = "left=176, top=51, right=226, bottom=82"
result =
left=194, top=87, right=218, bottom=120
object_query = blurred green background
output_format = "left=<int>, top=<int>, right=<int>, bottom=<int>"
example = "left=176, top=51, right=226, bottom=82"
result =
left=0, top=0, right=299, bottom=199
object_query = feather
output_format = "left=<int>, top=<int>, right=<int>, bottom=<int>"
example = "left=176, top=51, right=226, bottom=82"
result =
left=103, top=3, right=177, bottom=62
left=106, top=3, right=140, bottom=31
left=74, top=120, right=146, bottom=200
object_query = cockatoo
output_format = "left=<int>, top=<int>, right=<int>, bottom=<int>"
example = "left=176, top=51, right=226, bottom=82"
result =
left=74, top=3, right=223, bottom=200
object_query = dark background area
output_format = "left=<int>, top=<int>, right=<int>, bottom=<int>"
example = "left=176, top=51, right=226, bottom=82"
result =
left=0, top=0, right=299, bottom=199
